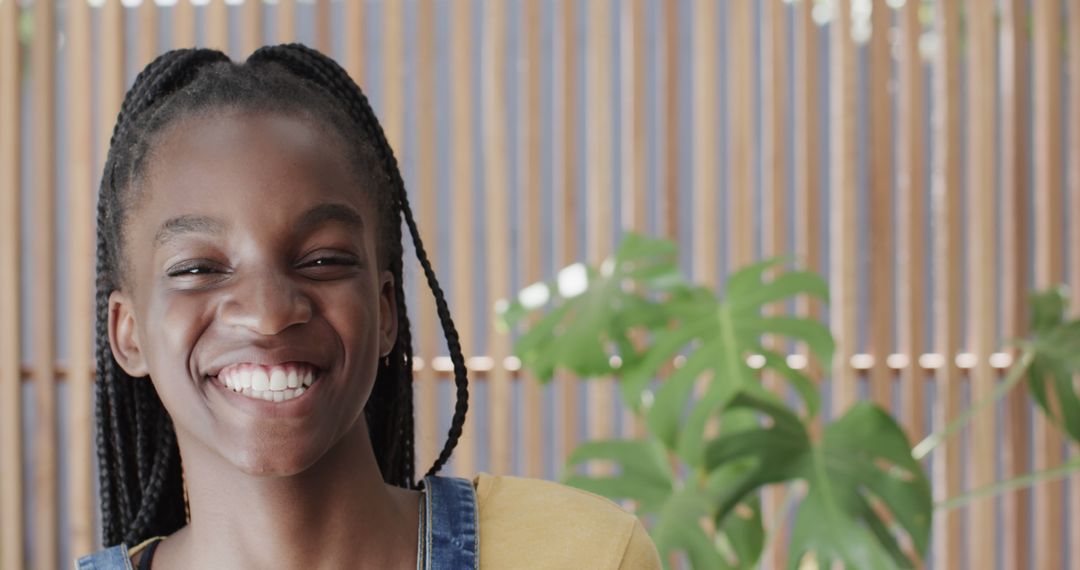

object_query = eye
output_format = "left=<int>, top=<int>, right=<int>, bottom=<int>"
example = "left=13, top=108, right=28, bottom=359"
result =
left=166, top=261, right=225, bottom=277
left=301, top=255, right=356, bottom=268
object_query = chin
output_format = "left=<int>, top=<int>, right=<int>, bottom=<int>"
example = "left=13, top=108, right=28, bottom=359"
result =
left=229, top=441, right=325, bottom=478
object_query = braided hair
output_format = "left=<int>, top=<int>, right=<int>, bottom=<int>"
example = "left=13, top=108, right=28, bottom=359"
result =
left=94, top=44, right=470, bottom=547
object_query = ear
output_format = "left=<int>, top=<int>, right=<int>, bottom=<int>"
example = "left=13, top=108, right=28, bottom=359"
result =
left=108, top=290, right=150, bottom=378
left=378, top=270, right=399, bottom=358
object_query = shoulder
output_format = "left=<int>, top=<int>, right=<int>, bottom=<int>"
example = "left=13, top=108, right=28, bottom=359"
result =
left=472, top=473, right=661, bottom=570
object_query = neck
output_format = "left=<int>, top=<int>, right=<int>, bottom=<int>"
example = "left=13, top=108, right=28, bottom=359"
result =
left=170, top=421, right=419, bottom=569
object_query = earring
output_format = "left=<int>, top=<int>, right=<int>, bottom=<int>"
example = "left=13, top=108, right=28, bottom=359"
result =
left=383, top=355, right=391, bottom=368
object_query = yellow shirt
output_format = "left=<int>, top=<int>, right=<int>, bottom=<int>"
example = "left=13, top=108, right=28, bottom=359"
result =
left=474, top=473, right=662, bottom=569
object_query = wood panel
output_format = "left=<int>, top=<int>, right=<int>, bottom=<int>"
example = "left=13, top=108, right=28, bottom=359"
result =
left=67, top=0, right=95, bottom=558
left=316, top=0, right=331, bottom=55
left=31, top=0, right=58, bottom=566
left=137, top=0, right=158, bottom=68
left=1068, top=0, right=1080, bottom=559
left=415, top=0, right=439, bottom=477
left=344, top=0, right=365, bottom=85
left=0, top=0, right=23, bottom=566
left=692, top=0, right=718, bottom=286
left=240, top=0, right=262, bottom=56
left=727, top=0, right=752, bottom=270
left=101, top=1, right=124, bottom=159
left=381, top=0, right=404, bottom=152
left=662, top=0, right=679, bottom=240
left=586, top=0, right=614, bottom=451
left=998, top=0, right=1031, bottom=566
left=449, top=0, right=477, bottom=476
left=867, top=0, right=893, bottom=407
left=174, top=0, right=196, bottom=48
left=931, top=1, right=963, bottom=567
left=965, top=0, right=997, bottom=566
left=483, top=0, right=512, bottom=476
left=207, top=0, right=229, bottom=53
left=520, top=0, right=545, bottom=478
left=278, top=0, right=296, bottom=44
left=1032, top=0, right=1065, bottom=567
left=558, top=0, right=580, bottom=466
left=830, top=0, right=858, bottom=412
left=897, top=0, right=927, bottom=452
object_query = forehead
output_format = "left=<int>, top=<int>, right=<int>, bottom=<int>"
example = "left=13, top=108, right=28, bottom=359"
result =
left=135, top=110, right=375, bottom=228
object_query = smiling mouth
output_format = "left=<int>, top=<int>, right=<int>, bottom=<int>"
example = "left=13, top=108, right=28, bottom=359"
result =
left=210, top=362, right=319, bottom=403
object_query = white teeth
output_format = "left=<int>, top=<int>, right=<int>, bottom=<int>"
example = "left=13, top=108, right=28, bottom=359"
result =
left=240, top=370, right=252, bottom=389
left=272, top=391, right=284, bottom=402
left=269, top=369, right=288, bottom=391
left=251, top=370, right=270, bottom=391
left=286, top=370, right=299, bottom=389
left=302, top=370, right=314, bottom=387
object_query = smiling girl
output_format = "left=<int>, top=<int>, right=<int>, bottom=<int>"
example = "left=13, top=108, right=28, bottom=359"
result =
left=74, top=45, right=659, bottom=569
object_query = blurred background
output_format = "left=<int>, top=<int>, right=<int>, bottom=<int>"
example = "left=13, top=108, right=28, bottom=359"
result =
left=1, top=0, right=1078, bottom=568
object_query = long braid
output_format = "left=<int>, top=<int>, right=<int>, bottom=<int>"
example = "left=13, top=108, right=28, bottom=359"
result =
left=249, top=44, right=471, bottom=481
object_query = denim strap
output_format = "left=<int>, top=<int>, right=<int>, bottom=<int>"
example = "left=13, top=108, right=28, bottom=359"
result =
left=423, top=475, right=480, bottom=570
left=73, top=544, right=133, bottom=570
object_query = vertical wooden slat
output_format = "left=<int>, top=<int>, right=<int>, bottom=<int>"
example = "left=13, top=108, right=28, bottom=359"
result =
left=0, top=0, right=24, bottom=567
left=618, top=0, right=647, bottom=440
left=31, top=0, right=58, bottom=567
left=207, top=0, right=229, bottom=53
left=521, top=0, right=545, bottom=478
left=382, top=0, right=404, bottom=155
left=1033, top=0, right=1065, bottom=567
left=449, top=0, right=476, bottom=476
left=662, top=0, right=679, bottom=240
left=966, top=0, right=997, bottom=566
left=999, top=0, right=1031, bottom=566
left=101, top=0, right=124, bottom=160
left=727, top=0, right=752, bottom=270
left=794, top=0, right=822, bottom=426
left=174, top=0, right=196, bottom=48
left=558, top=0, right=580, bottom=466
left=67, top=0, right=95, bottom=558
left=897, top=0, right=927, bottom=452
left=868, top=0, right=893, bottom=408
left=931, top=1, right=963, bottom=567
left=1068, top=0, right=1080, bottom=560
left=483, top=0, right=512, bottom=476
left=138, top=0, right=159, bottom=68
left=344, top=0, right=364, bottom=84
left=278, top=0, right=296, bottom=44
left=830, top=0, right=858, bottom=412
left=760, top=2, right=789, bottom=567
left=316, top=0, right=331, bottom=54
left=586, top=0, right=614, bottom=449
left=691, top=0, right=718, bottom=286
left=415, top=0, right=439, bottom=477
left=240, top=0, right=262, bottom=56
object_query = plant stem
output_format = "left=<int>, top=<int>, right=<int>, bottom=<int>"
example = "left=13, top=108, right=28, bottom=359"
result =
left=936, top=456, right=1080, bottom=511
left=911, top=350, right=1034, bottom=460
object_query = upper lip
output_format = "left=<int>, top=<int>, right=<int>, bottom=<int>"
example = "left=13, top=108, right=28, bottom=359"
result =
left=203, top=349, right=325, bottom=378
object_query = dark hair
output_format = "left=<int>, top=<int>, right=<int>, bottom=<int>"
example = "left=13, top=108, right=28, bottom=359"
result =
left=94, top=44, right=469, bottom=547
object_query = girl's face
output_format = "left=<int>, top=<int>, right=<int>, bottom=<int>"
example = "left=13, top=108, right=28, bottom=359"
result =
left=107, top=110, right=397, bottom=476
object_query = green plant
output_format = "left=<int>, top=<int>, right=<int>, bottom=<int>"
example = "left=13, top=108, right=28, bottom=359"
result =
left=497, top=233, right=1080, bottom=569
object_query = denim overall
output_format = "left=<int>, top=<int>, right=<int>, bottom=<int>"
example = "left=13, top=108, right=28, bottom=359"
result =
left=74, top=475, right=480, bottom=570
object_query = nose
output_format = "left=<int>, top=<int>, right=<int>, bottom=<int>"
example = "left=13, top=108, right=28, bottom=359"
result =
left=218, top=270, right=313, bottom=336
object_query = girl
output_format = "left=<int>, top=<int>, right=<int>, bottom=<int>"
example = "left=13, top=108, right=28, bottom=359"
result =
left=76, top=44, right=660, bottom=569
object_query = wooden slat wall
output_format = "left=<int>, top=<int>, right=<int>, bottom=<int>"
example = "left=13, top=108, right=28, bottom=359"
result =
left=0, top=1, right=23, bottom=567
left=998, top=0, right=1032, bottom=566
left=415, top=0, right=439, bottom=475
left=67, top=0, right=95, bottom=560
left=965, top=1, right=997, bottom=567
left=1033, top=1, right=1066, bottom=568
left=11, top=2, right=1080, bottom=568
left=830, top=0, right=858, bottom=412
left=482, top=0, right=512, bottom=476
left=931, top=1, right=964, bottom=568
left=31, top=1, right=58, bottom=567
left=449, top=0, right=476, bottom=476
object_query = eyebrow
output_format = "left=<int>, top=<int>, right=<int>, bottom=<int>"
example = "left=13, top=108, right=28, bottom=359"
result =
left=154, top=214, right=226, bottom=250
left=153, top=203, right=365, bottom=251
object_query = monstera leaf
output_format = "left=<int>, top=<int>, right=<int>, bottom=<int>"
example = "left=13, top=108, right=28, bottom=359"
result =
left=623, top=259, right=832, bottom=468
left=1022, top=288, right=1080, bottom=444
left=563, top=437, right=766, bottom=569
left=496, top=234, right=684, bottom=381
left=704, top=393, right=932, bottom=569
